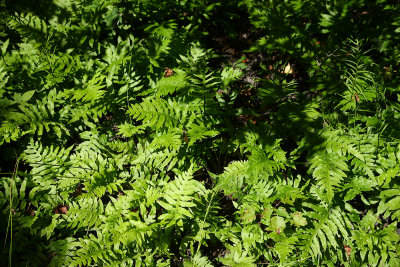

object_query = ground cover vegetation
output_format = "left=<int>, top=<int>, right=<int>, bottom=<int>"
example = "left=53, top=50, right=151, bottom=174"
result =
left=1, top=0, right=400, bottom=266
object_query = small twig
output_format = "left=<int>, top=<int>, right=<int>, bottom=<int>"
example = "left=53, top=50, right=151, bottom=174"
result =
left=4, top=156, right=19, bottom=267
left=195, top=191, right=216, bottom=256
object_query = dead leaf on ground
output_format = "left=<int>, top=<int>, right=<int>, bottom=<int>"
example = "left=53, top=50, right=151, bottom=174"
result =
left=164, top=67, right=174, bottom=77
left=54, top=204, right=68, bottom=215
left=343, top=244, right=351, bottom=257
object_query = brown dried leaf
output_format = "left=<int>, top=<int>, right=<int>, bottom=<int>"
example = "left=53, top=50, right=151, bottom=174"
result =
left=164, top=67, right=174, bottom=77
left=355, top=93, right=360, bottom=102
left=343, top=244, right=351, bottom=257
left=54, top=204, right=68, bottom=215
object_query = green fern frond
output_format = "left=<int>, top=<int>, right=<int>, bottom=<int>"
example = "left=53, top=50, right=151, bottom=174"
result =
left=1, top=90, right=70, bottom=140
left=63, top=197, right=104, bottom=231
left=310, top=152, right=349, bottom=203
left=68, top=102, right=108, bottom=123
left=186, top=124, right=219, bottom=146
left=69, top=234, right=117, bottom=266
left=184, top=253, right=213, bottom=267
left=352, top=211, right=400, bottom=266
left=337, top=40, right=379, bottom=112
left=300, top=204, right=351, bottom=262
left=154, top=70, right=188, bottom=97
left=8, top=12, right=49, bottom=39
left=378, top=188, right=400, bottom=220
left=218, top=242, right=256, bottom=267
left=48, top=237, right=80, bottom=267
left=127, top=98, right=178, bottom=128
left=149, top=130, right=183, bottom=151
left=117, top=122, right=146, bottom=137
left=215, top=160, right=248, bottom=196
left=133, top=143, right=181, bottom=171
left=22, top=140, right=73, bottom=183
left=70, top=72, right=107, bottom=102
left=158, top=169, right=206, bottom=227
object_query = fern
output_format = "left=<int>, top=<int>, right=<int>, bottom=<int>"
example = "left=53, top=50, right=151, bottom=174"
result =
left=309, top=152, right=349, bottom=203
left=149, top=130, right=183, bottom=151
left=153, top=70, right=189, bottom=97
left=337, top=40, right=379, bottom=113
left=127, top=98, right=178, bottom=129
left=1, top=89, right=70, bottom=143
left=218, top=242, right=256, bottom=267
left=69, top=72, right=107, bottom=103
left=378, top=188, right=400, bottom=220
left=184, top=253, right=213, bottom=267
left=133, top=142, right=181, bottom=172
left=299, top=203, right=351, bottom=263
left=22, top=140, right=73, bottom=187
left=352, top=211, right=400, bottom=266
left=158, top=168, right=206, bottom=227
left=63, top=197, right=104, bottom=231
left=1, top=1, right=400, bottom=266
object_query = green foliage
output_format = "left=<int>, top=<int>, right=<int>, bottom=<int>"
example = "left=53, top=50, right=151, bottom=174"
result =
left=1, top=0, right=400, bottom=266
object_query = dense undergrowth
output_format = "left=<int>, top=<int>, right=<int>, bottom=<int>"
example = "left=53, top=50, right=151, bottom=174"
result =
left=1, top=0, right=400, bottom=266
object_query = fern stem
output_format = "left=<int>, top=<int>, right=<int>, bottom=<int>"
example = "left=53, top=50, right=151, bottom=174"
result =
left=4, top=157, right=19, bottom=267
left=195, top=191, right=215, bottom=256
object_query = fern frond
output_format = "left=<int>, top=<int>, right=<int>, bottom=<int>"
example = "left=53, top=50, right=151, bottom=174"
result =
left=70, top=234, right=117, bottom=266
left=149, top=130, right=183, bottom=151
left=63, top=197, right=104, bottom=231
left=377, top=188, right=400, bottom=220
left=352, top=211, right=400, bottom=266
left=117, top=122, right=146, bottom=137
left=310, top=152, right=349, bottom=203
left=300, top=204, right=351, bottom=262
left=215, top=160, right=248, bottom=196
left=186, top=124, right=219, bottom=146
left=154, top=70, right=188, bottom=97
left=337, top=40, right=379, bottom=112
left=48, top=238, right=80, bottom=267
left=127, top=98, right=178, bottom=128
left=133, top=143, right=181, bottom=172
left=1, top=89, right=70, bottom=141
left=70, top=72, right=107, bottom=102
left=8, top=12, right=49, bottom=39
left=185, top=253, right=213, bottom=267
left=218, top=242, right=256, bottom=267
left=22, top=140, right=73, bottom=184
left=158, top=169, right=206, bottom=227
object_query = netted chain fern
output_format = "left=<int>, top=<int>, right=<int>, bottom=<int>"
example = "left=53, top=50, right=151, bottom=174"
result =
left=1, top=0, right=400, bottom=266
